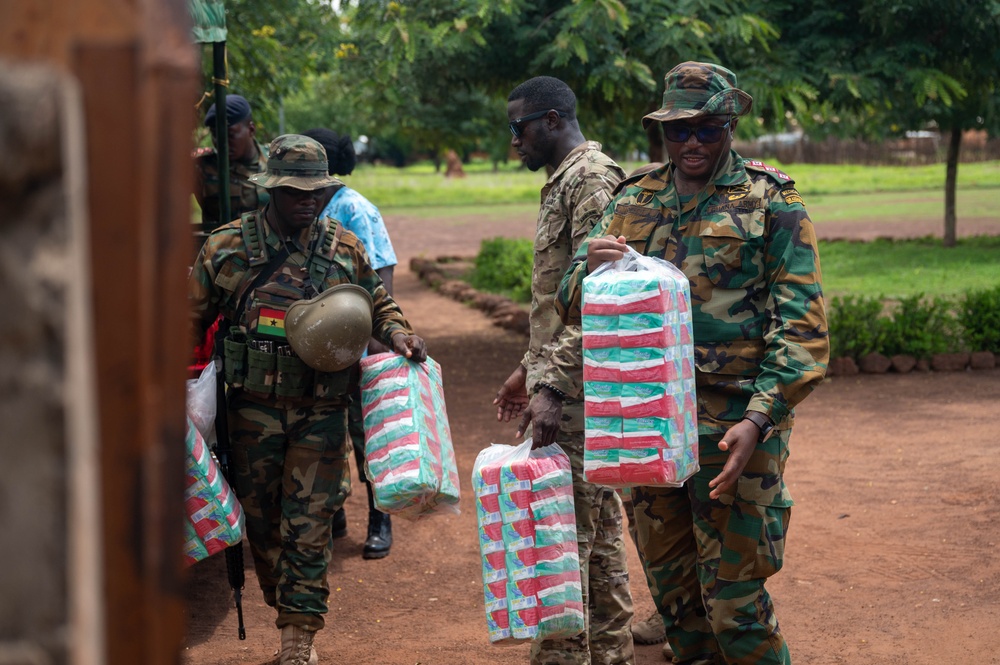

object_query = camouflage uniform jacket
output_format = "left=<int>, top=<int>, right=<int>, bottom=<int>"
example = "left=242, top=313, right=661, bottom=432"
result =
left=194, top=140, right=269, bottom=228
left=189, top=212, right=414, bottom=399
left=525, top=141, right=624, bottom=428
left=557, top=151, right=829, bottom=429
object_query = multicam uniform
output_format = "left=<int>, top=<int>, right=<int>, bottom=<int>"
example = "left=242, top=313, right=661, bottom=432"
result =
left=194, top=140, right=270, bottom=229
left=189, top=211, right=414, bottom=631
left=524, top=141, right=635, bottom=665
left=557, top=153, right=829, bottom=664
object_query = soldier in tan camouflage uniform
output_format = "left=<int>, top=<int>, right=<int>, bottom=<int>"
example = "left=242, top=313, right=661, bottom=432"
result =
left=193, top=94, right=270, bottom=231
left=189, top=134, right=427, bottom=665
left=493, top=76, right=635, bottom=665
left=557, top=62, right=830, bottom=665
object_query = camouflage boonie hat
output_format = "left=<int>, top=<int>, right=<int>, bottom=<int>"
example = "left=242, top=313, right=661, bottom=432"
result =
left=248, top=134, right=343, bottom=190
left=642, top=61, right=753, bottom=129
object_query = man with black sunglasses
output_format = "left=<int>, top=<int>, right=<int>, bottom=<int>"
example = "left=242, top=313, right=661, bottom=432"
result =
left=493, top=76, right=635, bottom=664
left=557, top=62, right=830, bottom=664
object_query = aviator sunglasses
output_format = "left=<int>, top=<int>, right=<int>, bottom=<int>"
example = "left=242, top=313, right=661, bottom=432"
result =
left=509, top=109, right=568, bottom=138
left=663, top=119, right=732, bottom=144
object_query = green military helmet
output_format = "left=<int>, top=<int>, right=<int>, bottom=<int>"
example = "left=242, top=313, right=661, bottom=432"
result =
left=285, top=284, right=374, bottom=372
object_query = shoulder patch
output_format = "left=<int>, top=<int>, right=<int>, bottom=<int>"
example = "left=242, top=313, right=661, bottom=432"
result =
left=743, top=159, right=792, bottom=184
left=780, top=187, right=804, bottom=205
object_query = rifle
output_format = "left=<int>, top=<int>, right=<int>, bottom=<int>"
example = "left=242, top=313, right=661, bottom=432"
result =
left=213, top=319, right=246, bottom=640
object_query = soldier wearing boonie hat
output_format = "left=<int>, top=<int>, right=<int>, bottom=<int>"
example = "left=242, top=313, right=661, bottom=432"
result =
left=248, top=134, right=343, bottom=191
left=557, top=62, right=830, bottom=665
left=189, top=133, right=428, bottom=665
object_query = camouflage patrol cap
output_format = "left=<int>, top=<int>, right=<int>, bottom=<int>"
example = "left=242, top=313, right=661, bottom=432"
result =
left=642, top=61, right=753, bottom=129
left=248, top=134, right=343, bottom=191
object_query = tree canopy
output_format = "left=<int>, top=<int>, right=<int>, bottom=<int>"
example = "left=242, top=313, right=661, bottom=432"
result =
left=199, top=0, right=1000, bottom=237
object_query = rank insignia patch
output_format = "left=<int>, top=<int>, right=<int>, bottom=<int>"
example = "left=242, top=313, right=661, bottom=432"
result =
left=781, top=188, right=804, bottom=205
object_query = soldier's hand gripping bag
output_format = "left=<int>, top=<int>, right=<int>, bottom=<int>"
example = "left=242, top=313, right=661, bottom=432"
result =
left=359, top=352, right=460, bottom=520
left=472, top=439, right=584, bottom=645
left=582, top=246, right=699, bottom=488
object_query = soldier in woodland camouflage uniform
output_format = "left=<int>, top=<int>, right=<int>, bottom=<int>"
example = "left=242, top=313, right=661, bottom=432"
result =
left=193, top=94, right=270, bottom=230
left=557, top=62, right=829, bottom=665
left=189, top=134, right=427, bottom=665
left=493, top=76, right=635, bottom=665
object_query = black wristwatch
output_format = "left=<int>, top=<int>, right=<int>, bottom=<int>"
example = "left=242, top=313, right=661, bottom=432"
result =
left=743, top=411, right=774, bottom=442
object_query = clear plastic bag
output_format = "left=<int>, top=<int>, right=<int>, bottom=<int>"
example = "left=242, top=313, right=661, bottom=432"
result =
left=471, top=439, right=584, bottom=644
left=581, top=246, right=699, bottom=487
left=186, top=360, right=217, bottom=448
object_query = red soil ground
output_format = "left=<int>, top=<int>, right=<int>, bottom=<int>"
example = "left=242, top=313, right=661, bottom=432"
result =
left=182, top=208, right=1000, bottom=665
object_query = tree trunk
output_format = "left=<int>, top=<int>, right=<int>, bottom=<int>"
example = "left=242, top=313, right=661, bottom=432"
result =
left=944, top=126, right=961, bottom=248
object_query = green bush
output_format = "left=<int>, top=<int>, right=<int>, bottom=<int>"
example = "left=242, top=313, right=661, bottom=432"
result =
left=828, top=294, right=885, bottom=360
left=469, top=237, right=534, bottom=303
left=880, top=294, right=958, bottom=359
left=959, top=285, right=1000, bottom=353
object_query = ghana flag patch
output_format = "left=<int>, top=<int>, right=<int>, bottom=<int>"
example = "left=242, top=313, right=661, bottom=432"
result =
left=256, top=307, right=287, bottom=338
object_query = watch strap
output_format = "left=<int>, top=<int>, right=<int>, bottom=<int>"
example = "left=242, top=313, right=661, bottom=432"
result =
left=743, top=411, right=774, bottom=441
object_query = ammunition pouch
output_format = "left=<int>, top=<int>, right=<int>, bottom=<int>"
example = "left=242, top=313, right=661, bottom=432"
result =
left=220, top=331, right=356, bottom=401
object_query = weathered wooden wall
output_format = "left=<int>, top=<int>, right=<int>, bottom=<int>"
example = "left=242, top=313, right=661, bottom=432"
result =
left=0, top=1, right=198, bottom=663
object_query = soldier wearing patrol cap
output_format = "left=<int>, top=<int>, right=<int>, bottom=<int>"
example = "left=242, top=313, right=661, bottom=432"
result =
left=558, top=62, right=830, bottom=664
left=193, top=93, right=270, bottom=231
left=189, top=134, right=427, bottom=665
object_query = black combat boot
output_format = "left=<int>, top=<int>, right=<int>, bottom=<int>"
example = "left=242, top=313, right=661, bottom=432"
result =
left=362, top=482, right=392, bottom=559
left=330, top=506, right=347, bottom=540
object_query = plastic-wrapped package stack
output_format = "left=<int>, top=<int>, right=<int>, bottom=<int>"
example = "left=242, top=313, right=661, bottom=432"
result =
left=360, top=353, right=461, bottom=520
left=472, top=442, right=585, bottom=644
left=183, top=417, right=244, bottom=566
left=581, top=248, right=699, bottom=486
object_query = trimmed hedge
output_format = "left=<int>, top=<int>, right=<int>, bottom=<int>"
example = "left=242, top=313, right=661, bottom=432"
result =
left=829, top=286, right=1000, bottom=361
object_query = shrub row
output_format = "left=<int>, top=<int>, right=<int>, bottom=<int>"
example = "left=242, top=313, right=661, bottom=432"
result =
left=829, top=286, right=1000, bottom=360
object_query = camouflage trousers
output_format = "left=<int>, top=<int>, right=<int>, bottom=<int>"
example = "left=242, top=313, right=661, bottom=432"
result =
left=632, top=426, right=793, bottom=665
left=530, top=430, right=635, bottom=665
left=228, top=392, right=352, bottom=631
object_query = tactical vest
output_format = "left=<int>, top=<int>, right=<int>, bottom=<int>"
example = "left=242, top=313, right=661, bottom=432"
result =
left=221, top=212, right=356, bottom=402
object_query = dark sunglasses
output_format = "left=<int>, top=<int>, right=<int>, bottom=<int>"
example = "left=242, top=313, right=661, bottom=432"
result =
left=663, top=119, right=732, bottom=144
left=509, top=109, right=568, bottom=138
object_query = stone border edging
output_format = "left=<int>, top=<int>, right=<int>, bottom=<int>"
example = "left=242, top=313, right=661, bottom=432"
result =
left=828, top=351, right=997, bottom=376
left=410, top=256, right=529, bottom=336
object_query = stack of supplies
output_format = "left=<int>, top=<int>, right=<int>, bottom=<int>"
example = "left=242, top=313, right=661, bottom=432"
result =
left=581, top=247, right=699, bottom=487
left=183, top=417, right=244, bottom=566
left=360, top=353, right=461, bottom=520
left=473, top=441, right=585, bottom=644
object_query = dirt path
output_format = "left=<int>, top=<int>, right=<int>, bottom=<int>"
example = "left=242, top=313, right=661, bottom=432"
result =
left=182, top=210, right=1000, bottom=665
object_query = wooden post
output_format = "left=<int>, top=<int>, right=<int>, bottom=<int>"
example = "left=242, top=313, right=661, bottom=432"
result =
left=0, top=1, right=198, bottom=663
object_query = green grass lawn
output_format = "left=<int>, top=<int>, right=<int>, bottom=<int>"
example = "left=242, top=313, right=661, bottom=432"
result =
left=196, top=159, right=1000, bottom=302
left=347, top=159, right=1000, bottom=208
left=820, top=236, right=1000, bottom=300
